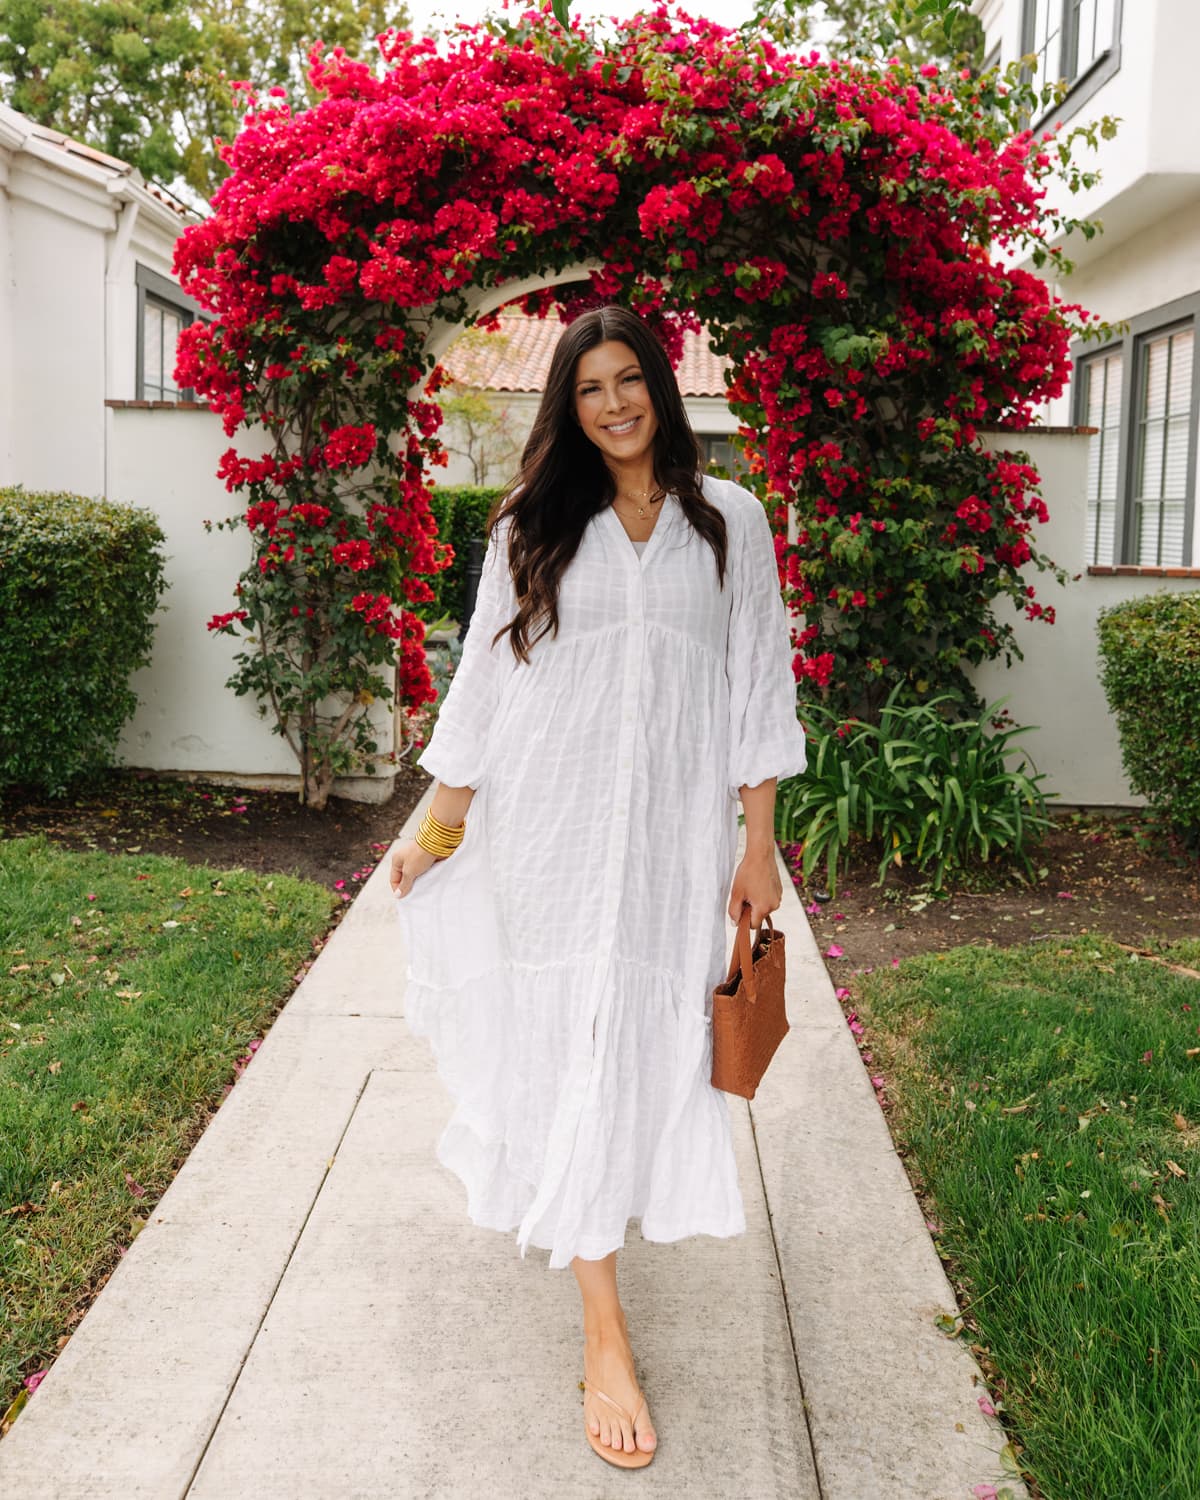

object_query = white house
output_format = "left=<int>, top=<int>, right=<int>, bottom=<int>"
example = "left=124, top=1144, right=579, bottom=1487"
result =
left=0, top=102, right=201, bottom=494
left=973, top=0, right=1200, bottom=574
left=0, top=104, right=401, bottom=803
left=966, top=0, right=1200, bottom=803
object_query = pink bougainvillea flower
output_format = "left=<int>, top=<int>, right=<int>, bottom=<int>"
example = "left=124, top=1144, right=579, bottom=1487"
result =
left=835, top=986, right=851, bottom=999
left=169, top=7, right=1086, bottom=804
left=826, top=943, right=844, bottom=958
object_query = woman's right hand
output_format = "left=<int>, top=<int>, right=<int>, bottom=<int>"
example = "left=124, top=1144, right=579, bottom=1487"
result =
left=390, top=838, right=441, bottom=899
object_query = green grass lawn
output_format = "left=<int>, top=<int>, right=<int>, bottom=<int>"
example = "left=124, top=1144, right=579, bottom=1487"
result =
left=854, top=937, right=1200, bottom=1500
left=0, top=834, right=336, bottom=1424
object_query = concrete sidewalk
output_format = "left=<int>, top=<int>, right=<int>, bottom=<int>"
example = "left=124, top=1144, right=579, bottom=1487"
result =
left=0, top=783, right=1026, bottom=1500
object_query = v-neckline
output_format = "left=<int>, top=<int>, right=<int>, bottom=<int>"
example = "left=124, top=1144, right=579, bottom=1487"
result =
left=601, top=492, right=675, bottom=568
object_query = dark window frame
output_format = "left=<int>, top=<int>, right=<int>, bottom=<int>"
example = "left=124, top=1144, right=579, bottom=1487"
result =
left=1019, top=0, right=1123, bottom=131
left=1071, top=290, right=1200, bottom=568
left=135, top=262, right=203, bottom=402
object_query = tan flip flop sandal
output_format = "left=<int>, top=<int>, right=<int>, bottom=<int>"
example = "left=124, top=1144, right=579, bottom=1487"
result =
left=580, top=1376, right=656, bottom=1468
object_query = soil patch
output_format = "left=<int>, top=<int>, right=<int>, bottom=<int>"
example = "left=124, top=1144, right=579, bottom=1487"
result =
left=781, top=814, right=1199, bottom=975
left=0, top=763, right=432, bottom=896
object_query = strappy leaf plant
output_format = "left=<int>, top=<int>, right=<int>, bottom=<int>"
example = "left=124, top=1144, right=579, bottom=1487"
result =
left=777, top=690, right=1054, bottom=895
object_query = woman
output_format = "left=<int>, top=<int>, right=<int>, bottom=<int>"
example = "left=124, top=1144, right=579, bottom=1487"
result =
left=390, top=304, right=806, bottom=1469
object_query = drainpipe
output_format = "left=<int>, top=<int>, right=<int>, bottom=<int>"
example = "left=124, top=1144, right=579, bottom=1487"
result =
left=103, top=186, right=139, bottom=500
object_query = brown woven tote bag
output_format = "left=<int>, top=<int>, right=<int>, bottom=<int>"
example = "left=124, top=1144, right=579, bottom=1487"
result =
left=710, top=904, right=789, bottom=1100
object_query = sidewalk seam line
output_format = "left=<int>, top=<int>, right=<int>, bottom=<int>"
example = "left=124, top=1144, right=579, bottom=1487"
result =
left=178, top=1066, right=377, bottom=1499
left=747, top=1096, right=827, bottom=1500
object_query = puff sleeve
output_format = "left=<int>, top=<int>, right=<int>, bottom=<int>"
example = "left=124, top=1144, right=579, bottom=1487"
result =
left=416, top=516, right=518, bottom=790
left=723, top=490, right=808, bottom=800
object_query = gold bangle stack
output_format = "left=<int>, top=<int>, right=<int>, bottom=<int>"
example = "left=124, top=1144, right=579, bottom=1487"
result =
left=414, top=808, right=466, bottom=859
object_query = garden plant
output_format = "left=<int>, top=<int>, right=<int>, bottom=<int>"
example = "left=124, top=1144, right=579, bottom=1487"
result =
left=1097, top=591, right=1200, bottom=857
left=779, top=689, right=1053, bottom=895
left=176, top=1, right=1116, bottom=806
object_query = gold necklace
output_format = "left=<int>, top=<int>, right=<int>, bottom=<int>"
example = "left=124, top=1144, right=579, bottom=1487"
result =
left=614, top=485, right=664, bottom=519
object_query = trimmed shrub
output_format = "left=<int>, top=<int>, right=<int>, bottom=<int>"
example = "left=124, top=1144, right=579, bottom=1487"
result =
left=0, top=488, right=168, bottom=797
left=1097, top=591, right=1200, bottom=850
left=412, top=485, right=506, bottom=626
left=777, top=690, right=1054, bottom=895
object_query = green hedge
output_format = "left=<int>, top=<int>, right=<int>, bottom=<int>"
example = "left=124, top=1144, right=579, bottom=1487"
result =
left=1097, top=591, right=1200, bottom=848
left=0, top=488, right=168, bottom=797
left=407, top=485, right=505, bottom=626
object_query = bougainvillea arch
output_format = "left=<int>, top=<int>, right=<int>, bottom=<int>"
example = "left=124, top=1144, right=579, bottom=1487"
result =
left=177, top=4, right=1095, bottom=807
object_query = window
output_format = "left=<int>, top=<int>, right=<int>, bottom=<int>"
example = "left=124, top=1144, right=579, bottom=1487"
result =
left=1081, top=349, right=1122, bottom=565
left=142, top=298, right=188, bottom=400
left=1025, top=0, right=1064, bottom=88
left=1132, top=325, right=1194, bottom=567
left=1065, top=0, right=1116, bottom=80
left=1020, top=0, right=1121, bottom=126
left=1073, top=294, right=1200, bottom=569
left=699, top=433, right=750, bottom=481
left=135, top=263, right=201, bottom=401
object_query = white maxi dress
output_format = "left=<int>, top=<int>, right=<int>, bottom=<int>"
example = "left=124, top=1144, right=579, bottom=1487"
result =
left=392, top=474, right=808, bottom=1269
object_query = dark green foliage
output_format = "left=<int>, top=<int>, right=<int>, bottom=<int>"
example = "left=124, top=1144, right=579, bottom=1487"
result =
left=1097, top=592, right=1200, bottom=851
left=777, top=689, right=1054, bottom=894
left=411, top=486, right=506, bottom=626
left=0, top=488, right=168, bottom=798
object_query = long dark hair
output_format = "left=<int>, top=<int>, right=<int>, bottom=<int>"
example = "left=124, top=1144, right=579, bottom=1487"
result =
left=481, top=304, right=729, bottom=664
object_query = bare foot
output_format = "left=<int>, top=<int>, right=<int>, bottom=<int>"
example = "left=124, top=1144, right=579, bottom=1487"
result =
left=582, top=1320, right=657, bottom=1456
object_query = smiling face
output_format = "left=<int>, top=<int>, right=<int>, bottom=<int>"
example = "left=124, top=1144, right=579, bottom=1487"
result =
left=572, top=339, right=660, bottom=476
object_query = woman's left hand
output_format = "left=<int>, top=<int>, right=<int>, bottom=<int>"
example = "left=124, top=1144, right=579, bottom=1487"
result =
left=728, top=844, right=783, bottom=925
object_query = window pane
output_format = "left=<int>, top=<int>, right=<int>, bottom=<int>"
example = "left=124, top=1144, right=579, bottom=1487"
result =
left=1083, top=350, right=1121, bottom=565
left=162, top=307, right=183, bottom=399
left=1031, top=0, right=1062, bottom=82
left=143, top=303, right=163, bottom=399
left=1133, top=326, right=1194, bottom=566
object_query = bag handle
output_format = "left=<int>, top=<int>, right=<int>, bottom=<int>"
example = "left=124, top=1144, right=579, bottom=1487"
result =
left=724, top=904, right=774, bottom=1004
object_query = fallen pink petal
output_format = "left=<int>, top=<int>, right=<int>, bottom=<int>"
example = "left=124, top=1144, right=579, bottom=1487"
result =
left=24, top=1370, right=46, bottom=1394
left=826, top=943, right=844, bottom=958
left=835, top=986, right=851, bottom=999
left=891, top=957, right=900, bottom=968
left=1056, top=890, right=1074, bottom=899
left=978, top=1394, right=996, bottom=1416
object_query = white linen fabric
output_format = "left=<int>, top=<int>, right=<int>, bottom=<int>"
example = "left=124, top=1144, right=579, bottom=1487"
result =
left=393, top=474, right=807, bottom=1269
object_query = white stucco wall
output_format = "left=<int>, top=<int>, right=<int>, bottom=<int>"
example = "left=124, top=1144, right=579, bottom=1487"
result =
left=106, top=406, right=398, bottom=801
left=971, top=428, right=1197, bottom=805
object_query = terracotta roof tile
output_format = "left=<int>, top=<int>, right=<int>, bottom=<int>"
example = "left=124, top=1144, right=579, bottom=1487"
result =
left=441, top=310, right=730, bottom=397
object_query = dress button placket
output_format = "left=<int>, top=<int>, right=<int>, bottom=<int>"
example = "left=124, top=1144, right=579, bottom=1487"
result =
left=513, top=548, right=646, bottom=1261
